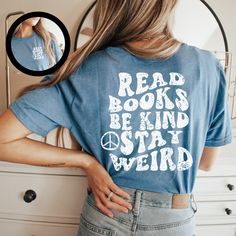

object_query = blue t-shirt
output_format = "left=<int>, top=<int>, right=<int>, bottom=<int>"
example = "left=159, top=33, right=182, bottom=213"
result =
left=11, top=31, right=62, bottom=71
left=9, top=43, right=233, bottom=194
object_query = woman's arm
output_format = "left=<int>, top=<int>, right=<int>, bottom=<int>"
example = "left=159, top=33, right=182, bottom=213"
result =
left=0, top=108, right=93, bottom=169
left=198, top=146, right=221, bottom=171
left=0, top=108, right=132, bottom=218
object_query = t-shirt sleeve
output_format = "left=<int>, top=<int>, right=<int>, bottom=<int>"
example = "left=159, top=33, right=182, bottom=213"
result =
left=51, top=39, right=63, bottom=63
left=9, top=75, right=75, bottom=137
left=205, top=60, right=233, bottom=147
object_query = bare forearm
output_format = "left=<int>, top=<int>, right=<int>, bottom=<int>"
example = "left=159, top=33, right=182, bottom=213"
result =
left=0, top=137, right=94, bottom=169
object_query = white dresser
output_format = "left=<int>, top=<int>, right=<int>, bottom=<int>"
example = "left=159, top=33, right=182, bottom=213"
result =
left=0, top=158, right=88, bottom=236
left=193, top=128, right=236, bottom=235
left=0, top=131, right=235, bottom=236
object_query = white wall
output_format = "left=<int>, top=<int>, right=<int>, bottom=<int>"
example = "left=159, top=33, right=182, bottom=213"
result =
left=207, top=0, right=236, bottom=58
left=206, top=0, right=236, bottom=126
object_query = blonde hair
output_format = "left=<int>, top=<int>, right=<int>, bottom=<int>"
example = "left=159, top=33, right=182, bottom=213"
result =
left=14, top=18, right=57, bottom=67
left=17, top=0, right=181, bottom=98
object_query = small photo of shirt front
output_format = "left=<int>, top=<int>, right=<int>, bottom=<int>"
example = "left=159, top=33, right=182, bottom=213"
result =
left=11, top=31, right=62, bottom=71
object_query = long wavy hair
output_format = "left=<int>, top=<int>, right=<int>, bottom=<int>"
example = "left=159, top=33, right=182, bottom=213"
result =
left=14, top=18, right=58, bottom=68
left=17, top=0, right=181, bottom=98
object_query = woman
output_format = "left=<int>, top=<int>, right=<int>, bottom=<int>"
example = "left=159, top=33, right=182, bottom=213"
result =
left=11, top=17, right=62, bottom=71
left=0, top=0, right=232, bottom=235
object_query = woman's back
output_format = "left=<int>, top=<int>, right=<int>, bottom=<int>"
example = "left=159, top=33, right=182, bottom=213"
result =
left=9, top=42, right=232, bottom=194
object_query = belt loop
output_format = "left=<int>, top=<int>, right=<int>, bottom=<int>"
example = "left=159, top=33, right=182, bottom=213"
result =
left=190, top=193, right=198, bottom=213
left=132, top=190, right=142, bottom=215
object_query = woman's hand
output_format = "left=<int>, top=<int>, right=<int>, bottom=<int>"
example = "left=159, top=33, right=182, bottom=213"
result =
left=83, top=157, right=133, bottom=218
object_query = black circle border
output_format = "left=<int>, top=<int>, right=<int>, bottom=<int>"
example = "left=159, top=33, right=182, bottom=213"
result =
left=200, top=0, right=229, bottom=53
left=6, top=11, right=71, bottom=76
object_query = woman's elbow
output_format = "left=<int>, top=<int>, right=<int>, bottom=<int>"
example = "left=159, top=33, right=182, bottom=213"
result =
left=198, top=147, right=221, bottom=172
left=198, top=164, right=213, bottom=172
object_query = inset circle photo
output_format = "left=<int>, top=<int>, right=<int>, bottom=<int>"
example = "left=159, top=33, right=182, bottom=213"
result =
left=6, top=11, right=70, bottom=76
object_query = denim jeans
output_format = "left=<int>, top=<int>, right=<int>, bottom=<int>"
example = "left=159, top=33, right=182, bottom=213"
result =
left=77, top=186, right=197, bottom=236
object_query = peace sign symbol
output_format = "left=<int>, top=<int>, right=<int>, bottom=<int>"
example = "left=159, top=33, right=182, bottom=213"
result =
left=101, top=131, right=120, bottom=151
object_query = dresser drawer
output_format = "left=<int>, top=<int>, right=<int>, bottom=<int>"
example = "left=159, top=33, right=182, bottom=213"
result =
left=196, top=224, right=236, bottom=236
left=0, top=172, right=88, bottom=223
left=195, top=201, right=236, bottom=225
left=0, top=218, right=79, bottom=236
left=193, top=176, right=236, bottom=201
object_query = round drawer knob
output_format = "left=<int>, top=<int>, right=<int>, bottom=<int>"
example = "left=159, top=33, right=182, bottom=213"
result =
left=23, top=189, right=37, bottom=203
left=225, top=208, right=232, bottom=215
left=227, top=184, right=235, bottom=191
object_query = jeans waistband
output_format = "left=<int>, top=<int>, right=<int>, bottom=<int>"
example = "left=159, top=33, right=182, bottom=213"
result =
left=120, top=186, right=194, bottom=209
left=87, top=186, right=197, bottom=211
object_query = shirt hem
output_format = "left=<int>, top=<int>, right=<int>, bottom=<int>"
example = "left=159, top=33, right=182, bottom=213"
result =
left=204, top=134, right=233, bottom=147
left=112, top=179, right=192, bottom=194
